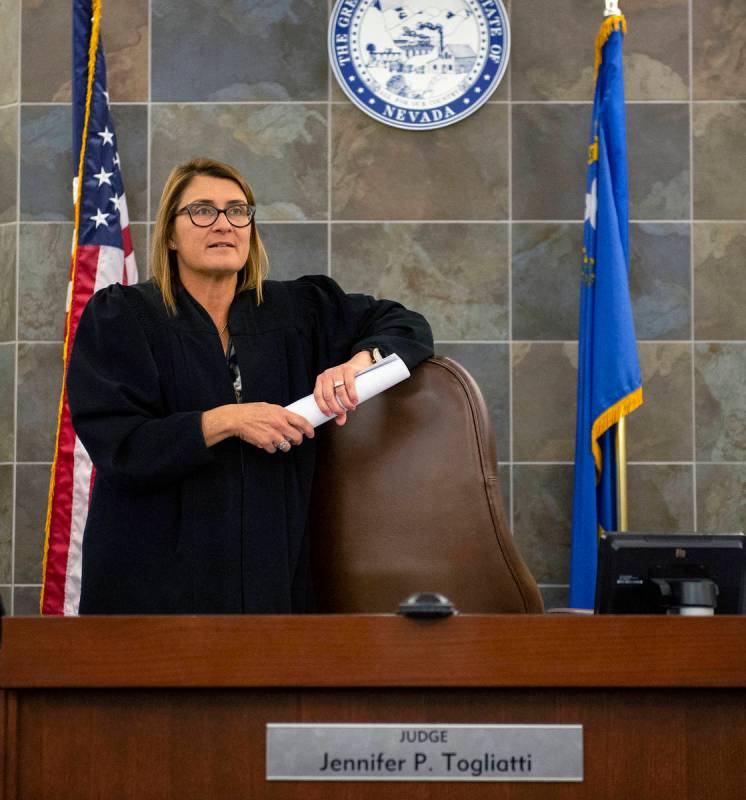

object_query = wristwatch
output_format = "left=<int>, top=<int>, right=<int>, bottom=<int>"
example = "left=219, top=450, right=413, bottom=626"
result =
left=367, top=347, right=384, bottom=363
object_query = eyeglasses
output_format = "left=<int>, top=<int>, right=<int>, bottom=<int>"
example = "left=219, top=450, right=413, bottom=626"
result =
left=176, top=202, right=256, bottom=228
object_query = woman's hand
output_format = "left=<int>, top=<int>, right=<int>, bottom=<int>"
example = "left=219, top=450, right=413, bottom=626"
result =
left=313, top=350, right=374, bottom=426
left=202, top=403, right=314, bottom=452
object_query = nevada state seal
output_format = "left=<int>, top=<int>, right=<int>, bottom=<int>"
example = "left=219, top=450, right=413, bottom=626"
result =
left=329, top=0, right=510, bottom=130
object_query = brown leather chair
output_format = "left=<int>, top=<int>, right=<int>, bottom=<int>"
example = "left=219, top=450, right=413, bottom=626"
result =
left=310, top=355, right=544, bottom=613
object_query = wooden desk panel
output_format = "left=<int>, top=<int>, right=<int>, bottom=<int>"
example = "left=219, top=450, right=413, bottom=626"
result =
left=6, top=687, right=746, bottom=800
left=1, top=615, right=745, bottom=688
left=2, top=616, right=745, bottom=800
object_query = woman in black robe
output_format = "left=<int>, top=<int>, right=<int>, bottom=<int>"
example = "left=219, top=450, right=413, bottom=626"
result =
left=67, top=157, right=433, bottom=614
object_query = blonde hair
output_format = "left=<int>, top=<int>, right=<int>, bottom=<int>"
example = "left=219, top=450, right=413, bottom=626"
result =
left=151, top=157, right=268, bottom=312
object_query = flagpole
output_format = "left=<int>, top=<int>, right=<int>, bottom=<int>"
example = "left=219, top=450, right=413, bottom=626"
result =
left=616, top=417, right=628, bottom=531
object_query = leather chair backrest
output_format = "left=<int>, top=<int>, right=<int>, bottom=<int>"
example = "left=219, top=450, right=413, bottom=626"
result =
left=310, top=356, right=544, bottom=613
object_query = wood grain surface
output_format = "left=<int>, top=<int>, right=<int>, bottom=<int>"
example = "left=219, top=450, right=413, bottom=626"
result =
left=3, top=686, right=745, bottom=800
left=1, top=614, right=745, bottom=688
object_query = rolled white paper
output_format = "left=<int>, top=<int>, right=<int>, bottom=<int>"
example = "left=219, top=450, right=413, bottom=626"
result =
left=285, top=353, right=411, bottom=428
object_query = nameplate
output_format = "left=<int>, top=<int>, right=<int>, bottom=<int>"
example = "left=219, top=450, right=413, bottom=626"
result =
left=266, top=724, right=583, bottom=782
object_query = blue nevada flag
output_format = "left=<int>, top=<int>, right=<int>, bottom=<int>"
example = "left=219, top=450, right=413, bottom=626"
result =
left=569, top=14, right=643, bottom=609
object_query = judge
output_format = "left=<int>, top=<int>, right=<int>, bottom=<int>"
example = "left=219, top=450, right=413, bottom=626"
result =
left=67, top=157, right=433, bottom=614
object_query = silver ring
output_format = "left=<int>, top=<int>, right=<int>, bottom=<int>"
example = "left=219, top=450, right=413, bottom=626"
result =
left=333, top=379, right=345, bottom=388
left=276, top=439, right=291, bottom=453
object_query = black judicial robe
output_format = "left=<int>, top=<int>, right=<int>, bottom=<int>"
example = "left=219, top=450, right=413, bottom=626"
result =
left=67, top=276, right=433, bottom=614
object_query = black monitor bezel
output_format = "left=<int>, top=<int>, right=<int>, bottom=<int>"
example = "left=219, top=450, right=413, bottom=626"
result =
left=595, top=532, right=746, bottom=615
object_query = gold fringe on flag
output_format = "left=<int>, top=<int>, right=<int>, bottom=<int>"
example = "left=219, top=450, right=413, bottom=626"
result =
left=594, top=14, right=627, bottom=78
left=590, top=386, right=643, bottom=476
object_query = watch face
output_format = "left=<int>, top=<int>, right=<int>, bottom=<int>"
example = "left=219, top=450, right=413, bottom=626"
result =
left=329, top=0, right=510, bottom=131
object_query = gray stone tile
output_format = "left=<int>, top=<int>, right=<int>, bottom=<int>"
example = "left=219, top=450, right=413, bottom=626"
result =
left=695, top=343, right=746, bottom=462
left=129, top=223, right=149, bottom=280
left=0, top=585, right=10, bottom=615
left=13, top=586, right=41, bottom=617
left=512, top=342, right=577, bottom=462
left=0, top=344, right=13, bottom=462
left=18, top=223, right=71, bottom=341
left=150, top=104, right=328, bottom=222
left=513, top=464, right=573, bottom=585
left=617, top=0, right=688, bottom=101
left=330, top=84, right=346, bottom=103
left=512, top=223, right=582, bottom=340
left=261, top=223, right=328, bottom=282
left=512, top=104, right=586, bottom=220
left=627, top=104, right=690, bottom=220
left=490, top=70, right=510, bottom=102
left=693, top=0, right=746, bottom=101
left=0, top=0, right=19, bottom=105
left=100, top=0, right=150, bottom=102
left=332, top=103, right=508, bottom=220
left=694, top=224, right=746, bottom=341
left=110, top=104, right=148, bottom=223
left=152, top=0, right=327, bottom=101
left=16, top=342, right=63, bottom=463
left=693, top=104, right=746, bottom=220
left=539, top=586, right=569, bottom=612
left=331, top=223, right=508, bottom=340
left=512, top=0, right=688, bottom=101
left=21, top=0, right=149, bottom=102
left=629, top=223, right=690, bottom=340
left=20, top=105, right=70, bottom=221
left=506, top=0, right=595, bottom=102
left=0, top=225, right=16, bottom=342
left=14, top=463, right=49, bottom=585
left=0, top=464, right=11, bottom=584
left=627, top=464, right=694, bottom=533
left=627, top=343, right=692, bottom=462
left=20, top=0, right=68, bottom=102
left=498, top=463, right=510, bottom=523
left=435, top=343, right=509, bottom=462
left=696, top=464, right=746, bottom=533
left=0, top=105, right=18, bottom=223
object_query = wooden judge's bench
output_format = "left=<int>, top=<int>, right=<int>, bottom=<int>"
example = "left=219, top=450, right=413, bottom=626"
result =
left=1, top=614, right=745, bottom=799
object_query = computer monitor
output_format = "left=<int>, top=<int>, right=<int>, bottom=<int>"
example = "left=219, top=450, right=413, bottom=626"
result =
left=595, top=532, right=746, bottom=615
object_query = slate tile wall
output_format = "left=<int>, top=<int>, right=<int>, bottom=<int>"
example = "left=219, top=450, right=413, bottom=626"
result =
left=0, top=0, right=18, bottom=618
left=1, top=0, right=744, bottom=614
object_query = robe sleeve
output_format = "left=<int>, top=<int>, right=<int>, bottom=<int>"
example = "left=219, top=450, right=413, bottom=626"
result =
left=67, top=284, right=213, bottom=490
left=289, top=275, right=434, bottom=371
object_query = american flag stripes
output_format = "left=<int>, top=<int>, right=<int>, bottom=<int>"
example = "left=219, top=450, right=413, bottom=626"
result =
left=40, top=0, right=138, bottom=615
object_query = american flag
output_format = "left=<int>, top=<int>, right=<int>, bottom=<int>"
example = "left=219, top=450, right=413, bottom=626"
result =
left=40, top=0, right=137, bottom=615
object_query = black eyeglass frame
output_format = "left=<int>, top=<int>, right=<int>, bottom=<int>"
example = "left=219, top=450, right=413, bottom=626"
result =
left=175, top=202, right=256, bottom=228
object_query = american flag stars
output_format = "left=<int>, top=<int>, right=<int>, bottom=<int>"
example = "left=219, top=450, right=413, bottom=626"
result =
left=93, top=165, right=113, bottom=186
left=97, top=125, right=114, bottom=145
left=78, top=84, right=129, bottom=246
left=90, top=208, right=109, bottom=228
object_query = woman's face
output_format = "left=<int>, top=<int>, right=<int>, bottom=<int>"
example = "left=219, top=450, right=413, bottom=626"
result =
left=170, top=174, right=252, bottom=282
